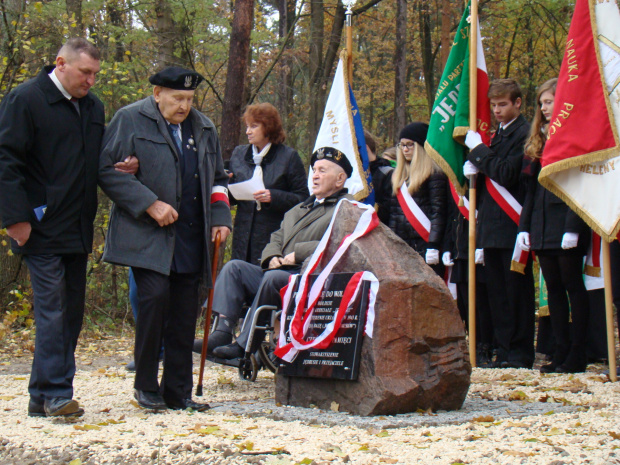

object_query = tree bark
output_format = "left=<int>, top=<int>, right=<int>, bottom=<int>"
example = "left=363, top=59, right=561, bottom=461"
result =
left=393, top=0, right=407, bottom=141
left=155, top=0, right=176, bottom=67
left=66, top=0, right=83, bottom=35
left=440, top=0, right=451, bottom=69
left=418, top=0, right=434, bottom=115
left=277, top=0, right=296, bottom=128
left=219, top=0, right=255, bottom=161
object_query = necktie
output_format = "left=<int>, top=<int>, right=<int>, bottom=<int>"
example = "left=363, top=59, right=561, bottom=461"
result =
left=170, top=124, right=182, bottom=153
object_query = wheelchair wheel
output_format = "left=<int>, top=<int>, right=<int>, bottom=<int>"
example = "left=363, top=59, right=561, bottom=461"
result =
left=238, top=354, right=259, bottom=382
left=258, top=341, right=278, bottom=373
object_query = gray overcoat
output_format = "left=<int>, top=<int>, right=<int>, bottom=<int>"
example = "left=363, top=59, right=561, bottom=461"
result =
left=98, top=96, right=232, bottom=286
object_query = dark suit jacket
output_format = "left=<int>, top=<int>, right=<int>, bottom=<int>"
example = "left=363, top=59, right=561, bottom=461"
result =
left=0, top=66, right=105, bottom=254
left=467, top=114, right=530, bottom=249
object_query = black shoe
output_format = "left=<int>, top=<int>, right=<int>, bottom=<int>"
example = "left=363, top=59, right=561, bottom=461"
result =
left=212, top=342, right=244, bottom=360
left=44, top=398, right=84, bottom=417
left=476, top=344, right=493, bottom=368
left=126, top=360, right=136, bottom=372
left=28, top=399, right=46, bottom=417
left=166, top=398, right=210, bottom=412
left=556, top=348, right=587, bottom=373
left=540, top=362, right=558, bottom=374
left=502, top=360, right=531, bottom=369
left=193, top=331, right=234, bottom=355
left=133, top=389, right=167, bottom=410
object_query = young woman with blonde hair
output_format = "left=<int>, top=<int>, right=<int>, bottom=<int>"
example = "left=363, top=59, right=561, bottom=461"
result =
left=519, top=78, right=591, bottom=373
left=379, top=122, right=447, bottom=275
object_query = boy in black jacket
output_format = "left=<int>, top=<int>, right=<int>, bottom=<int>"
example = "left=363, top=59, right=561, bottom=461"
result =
left=462, top=79, right=535, bottom=369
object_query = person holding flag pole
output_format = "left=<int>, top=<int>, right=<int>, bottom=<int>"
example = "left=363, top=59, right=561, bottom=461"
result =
left=425, top=0, right=491, bottom=367
left=537, top=0, right=620, bottom=382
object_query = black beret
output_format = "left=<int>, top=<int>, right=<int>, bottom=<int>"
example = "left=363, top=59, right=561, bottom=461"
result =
left=311, top=147, right=353, bottom=178
left=399, top=122, right=429, bottom=146
left=149, top=66, right=204, bottom=90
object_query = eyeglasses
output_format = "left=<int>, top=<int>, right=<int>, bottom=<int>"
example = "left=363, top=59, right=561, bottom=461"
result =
left=397, top=142, right=416, bottom=150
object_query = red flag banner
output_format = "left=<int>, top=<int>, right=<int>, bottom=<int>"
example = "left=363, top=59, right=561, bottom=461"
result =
left=539, top=0, right=620, bottom=242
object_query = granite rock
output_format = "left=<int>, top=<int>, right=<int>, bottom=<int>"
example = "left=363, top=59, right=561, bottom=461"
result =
left=275, top=201, right=471, bottom=415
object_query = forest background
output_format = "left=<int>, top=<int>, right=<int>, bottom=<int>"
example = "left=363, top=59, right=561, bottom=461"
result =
left=0, top=0, right=575, bottom=341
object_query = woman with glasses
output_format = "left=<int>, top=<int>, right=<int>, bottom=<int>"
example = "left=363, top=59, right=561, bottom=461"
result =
left=378, top=122, right=447, bottom=276
left=519, top=78, right=591, bottom=373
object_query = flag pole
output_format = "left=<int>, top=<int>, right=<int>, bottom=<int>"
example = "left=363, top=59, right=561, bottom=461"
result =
left=467, top=0, right=478, bottom=368
left=345, top=0, right=354, bottom=83
left=602, top=240, right=617, bottom=382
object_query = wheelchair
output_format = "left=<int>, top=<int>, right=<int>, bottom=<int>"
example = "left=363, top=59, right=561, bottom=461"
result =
left=205, top=305, right=281, bottom=382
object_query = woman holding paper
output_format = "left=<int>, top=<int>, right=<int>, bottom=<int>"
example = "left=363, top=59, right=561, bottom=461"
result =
left=228, top=103, right=308, bottom=265
left=378, top=122, right=447, bottom=276
left=520, top=78, right=591, bottom=373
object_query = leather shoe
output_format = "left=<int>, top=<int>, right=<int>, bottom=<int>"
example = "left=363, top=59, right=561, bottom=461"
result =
left=212, top=342, right=244, bottom=360
left=166, top=398, right=210, bottom=412
left=44, top=397, right=84, bottom=417
left=134, top=389, right=167, bottom=410
left=193, top=330, right=234, bottom=354
left=28, top=399, right=46, bottom=417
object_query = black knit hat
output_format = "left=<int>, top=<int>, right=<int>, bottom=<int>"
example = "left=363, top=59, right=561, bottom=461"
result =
left=399, top=122, right=429, bottom=146
left=149, top=67, right=204, bottom=90
left=311, top=147, right=353, bottom=178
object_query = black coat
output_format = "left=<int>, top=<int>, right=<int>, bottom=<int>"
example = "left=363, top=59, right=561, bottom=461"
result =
left=381, top=171, right=447, bottom=254
left=0, top=66, right=105, bottom=254
left=229, top=143, right=308, bottom=264
left=369, top=158, right=393, bottom=224
left=467, top=114, right=530, bottom=249
left=519, top=159, right=590, bottom=252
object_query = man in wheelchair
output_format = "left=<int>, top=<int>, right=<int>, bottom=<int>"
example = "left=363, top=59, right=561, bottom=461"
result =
left=202, top=147, right=354, bottom=360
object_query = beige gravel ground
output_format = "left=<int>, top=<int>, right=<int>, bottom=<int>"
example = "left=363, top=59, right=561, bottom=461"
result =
left=1, top=336, right=620, bottom=464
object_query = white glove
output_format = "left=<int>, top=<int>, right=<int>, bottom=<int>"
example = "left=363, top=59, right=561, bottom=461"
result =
left=463, top=160, right=479, bottom=177
left=517, top=232, right=531, bottom=252
left=475, top=248, right=485, bottom=265
left=561, top=232, right=579, bottom=249
left=465, top=130, right=483, bottom=150
left=442, top=251, right=454, bottom=266
left=425, top=248, right=440, bottom=265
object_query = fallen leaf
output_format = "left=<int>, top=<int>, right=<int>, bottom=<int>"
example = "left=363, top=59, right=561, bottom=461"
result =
left=508, top=391, right=528, bottom=401
left=330, top=401, right=339, bottom=412
left=0, top=396, right=16, bottom=401
left=503, top=450, right=532, bottom=457
left=74, top=424, right=101, bottom=431
left=472, top=416, right=494, bottom=423
left=69, top=460, right=82, bottom=465
left=610, top=432, right=620, bottom=440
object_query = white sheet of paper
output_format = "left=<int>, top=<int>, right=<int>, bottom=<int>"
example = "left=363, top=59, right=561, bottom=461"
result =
left=228, top=176, right=265, bottom=201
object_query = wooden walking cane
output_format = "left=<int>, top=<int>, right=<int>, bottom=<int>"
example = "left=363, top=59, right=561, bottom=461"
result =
left=196, top=230, right=221, bottom=397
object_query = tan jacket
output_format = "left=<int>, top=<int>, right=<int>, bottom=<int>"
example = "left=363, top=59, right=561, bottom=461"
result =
left=260, top=189, right=353, bottom=269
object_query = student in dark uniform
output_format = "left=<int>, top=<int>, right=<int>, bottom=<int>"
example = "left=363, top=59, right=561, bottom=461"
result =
left=99, top=67, right=232, bottom=411
left=464, top=79, right=535, bottom=369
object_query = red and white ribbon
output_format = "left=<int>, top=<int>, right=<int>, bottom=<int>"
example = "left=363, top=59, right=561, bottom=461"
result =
left=449, top=182, right=477, bottom=220
left=274, top=199, right=380, bottom=363
left=485, top=177, right=521, bottom=224
left=584, top=232, right=602, bottom=278
left=484, top=178, right=530, bottom=273
left=396, top=183, right=431, bottom=242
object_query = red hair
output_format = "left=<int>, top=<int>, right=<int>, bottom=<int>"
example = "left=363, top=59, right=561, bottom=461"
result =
left=242, top=103, right=286, bottom=145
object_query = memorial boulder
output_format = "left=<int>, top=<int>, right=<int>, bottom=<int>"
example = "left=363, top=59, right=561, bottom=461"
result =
left=275, top=201, right=471, bottom=416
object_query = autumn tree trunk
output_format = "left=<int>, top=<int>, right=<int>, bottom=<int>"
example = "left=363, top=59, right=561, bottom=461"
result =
left=393, top=0, right=407, bottom=141
left=66, top=0, right=83, bottom=34
left=440, top=0, right=451, bottom=69
left=277, top=0, right=296, bottom=129
left=155, top=0, right=176, bottom=67
left=219, top=0, right=255, bottom=161
left=418, top=0, right=434, bottom=115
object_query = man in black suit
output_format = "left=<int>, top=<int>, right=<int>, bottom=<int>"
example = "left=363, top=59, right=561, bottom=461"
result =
left=0, top=39, right=108, bottom=417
